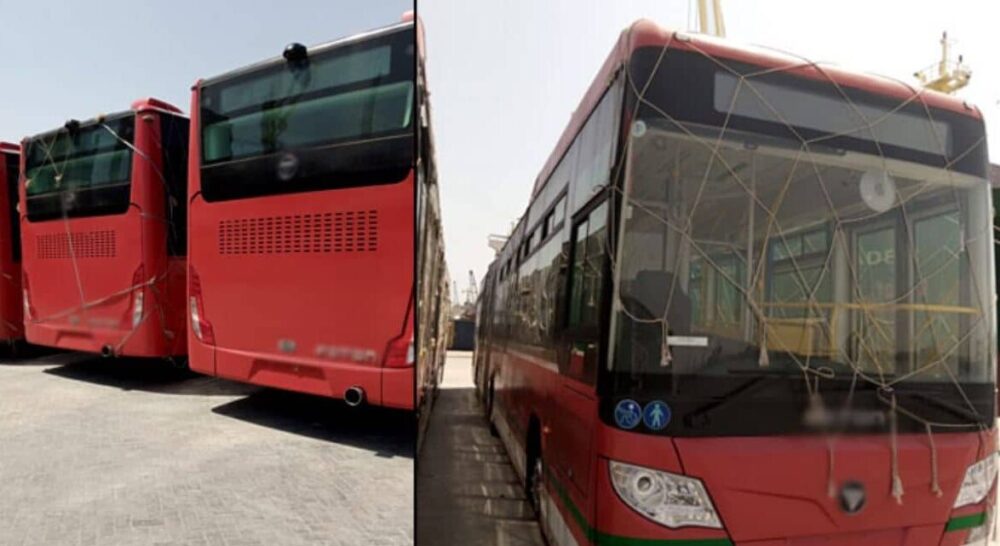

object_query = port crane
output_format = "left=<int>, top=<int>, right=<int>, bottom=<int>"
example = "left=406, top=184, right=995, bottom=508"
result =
left=914, top=31, right=971, bottom=94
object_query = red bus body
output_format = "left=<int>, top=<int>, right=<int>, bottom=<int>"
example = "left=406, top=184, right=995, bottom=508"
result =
left=477, top=21, right=997, bottom=546
left=0, top=142, right=23, bottom=342
left=187, top=21, right=416, bottom=409
left=415, top=12, right=451, bottom=435
left=19, top=99, right=189, bottom=358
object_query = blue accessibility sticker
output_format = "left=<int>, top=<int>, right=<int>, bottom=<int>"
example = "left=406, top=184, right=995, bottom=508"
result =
left=643, top=400, right=672, bottom=431
left=614, top=399, right=642, bottom=430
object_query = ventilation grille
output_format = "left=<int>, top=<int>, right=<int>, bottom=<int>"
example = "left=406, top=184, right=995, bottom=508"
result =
left=218, top=211, right=379, bottom=255
left=37, top=231, right=117, bottom=259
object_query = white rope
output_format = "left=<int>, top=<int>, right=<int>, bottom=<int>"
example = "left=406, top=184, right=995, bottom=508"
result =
left=925, top=423, right=942, bottom=497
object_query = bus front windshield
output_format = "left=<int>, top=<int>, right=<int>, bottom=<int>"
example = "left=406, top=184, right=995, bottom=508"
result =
left=610, top=123, right=995, bottom=430
left=23, top=115, right=135, bottom=221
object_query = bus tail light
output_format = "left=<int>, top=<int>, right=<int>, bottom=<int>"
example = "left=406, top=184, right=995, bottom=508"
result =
left=22, top=272, right=35, bottom=321
left=609, top=460, right=723, bottom=529
left=189, top=266, right=215, bottom=344
left=128, top=266, right=145, bottom=329
left=385, top=336, right=414, bottom=368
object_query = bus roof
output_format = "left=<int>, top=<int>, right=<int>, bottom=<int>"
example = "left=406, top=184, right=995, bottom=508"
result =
left=22, top=97, right=183, bottom=143
left=531, top=18, right=984, bottom=198
left=197, top=19, right=414, bottom=89
left=131, top=97, right=183, bottom=116
left=0, top=142, right=19, bottom=154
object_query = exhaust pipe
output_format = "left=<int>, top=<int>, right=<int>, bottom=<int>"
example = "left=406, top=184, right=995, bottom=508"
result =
left=344, top=386, right=365, bottom=407
left=100, top=345, right=115, bottom=358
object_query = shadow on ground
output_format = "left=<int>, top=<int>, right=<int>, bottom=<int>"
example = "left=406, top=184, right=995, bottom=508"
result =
left=42, top=356, right=257, bottom=396
left=0, top=343, right=87, bottom=366
left=212, top=388, right=415, bottom=459
left=417, top=386, right=544, bottom=545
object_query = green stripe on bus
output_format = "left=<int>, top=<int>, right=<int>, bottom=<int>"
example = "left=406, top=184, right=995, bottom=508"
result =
left=945, top=512, right=986, bottom=532
left=545, top=471, right=733, bottom=546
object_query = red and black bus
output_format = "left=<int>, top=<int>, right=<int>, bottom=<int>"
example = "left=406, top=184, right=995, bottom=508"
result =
left=187, top=18, right=417, bottom=408
left=475, top=20, right=997, bottom=545
left=0, top=142, right=23, bottom=344
left=19, top=99, right=189, bottom=358
left=415, top=13, right=451, bottom=434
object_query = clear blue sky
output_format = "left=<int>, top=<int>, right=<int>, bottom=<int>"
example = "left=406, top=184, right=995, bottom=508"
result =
left=422, top=0, right=1000, bottom=297
left=0, top=0, right=411, bottom=143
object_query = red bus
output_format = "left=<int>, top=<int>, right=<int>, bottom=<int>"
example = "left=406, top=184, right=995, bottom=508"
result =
left=19, top=99, right=190, bottom=359
left=187, top=19, right=417, bottom=409
left=475, top=20, right=997, bottom=545
left=415, top=14, right=451, bottom=430
left=0, top=142, right=23, bottom=345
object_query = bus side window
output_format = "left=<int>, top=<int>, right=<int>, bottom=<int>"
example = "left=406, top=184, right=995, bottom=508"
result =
left=5, top=154, right=20, bottom=263
left=161, top=114, right=190, bottom=256
left=564, top=201, right=608, bottom=384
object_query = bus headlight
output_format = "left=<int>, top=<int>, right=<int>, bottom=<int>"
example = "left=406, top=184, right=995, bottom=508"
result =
left=954, top=453, right=998, bottom=508
left=609, top=460, right=722, bottom=529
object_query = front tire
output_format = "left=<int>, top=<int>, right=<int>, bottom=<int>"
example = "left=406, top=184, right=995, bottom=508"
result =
left=486, top=379, right=499, bottom=437
left=525, top=430, right=544, bottom=514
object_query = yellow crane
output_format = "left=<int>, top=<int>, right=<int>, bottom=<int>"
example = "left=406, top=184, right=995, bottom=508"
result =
left=914, top=32, right=971, bottom=94
left=695, top=0, right=726, bottom=37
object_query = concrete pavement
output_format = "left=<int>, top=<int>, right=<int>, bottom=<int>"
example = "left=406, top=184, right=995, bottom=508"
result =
left=416, top=351, right=544, bottom=546
left=0, top=350, right=413, bottom=546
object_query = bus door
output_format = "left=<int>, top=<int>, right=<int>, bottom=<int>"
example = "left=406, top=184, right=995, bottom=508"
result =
left=851, top=207, right=966, bottom=380
left=551, top=199, right=608, bottom=501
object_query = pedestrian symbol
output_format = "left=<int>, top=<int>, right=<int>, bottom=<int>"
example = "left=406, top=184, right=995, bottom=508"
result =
left=614, top=399, right=642, bottom=430
left=643, top=401, right=672, bottom=431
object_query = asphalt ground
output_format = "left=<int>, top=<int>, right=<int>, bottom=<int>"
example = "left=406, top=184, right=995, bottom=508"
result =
left=416, top=351, right=544, bottom=546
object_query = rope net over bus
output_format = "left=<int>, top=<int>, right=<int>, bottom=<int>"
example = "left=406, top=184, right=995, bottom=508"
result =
left=22, top=110, right=185, bottom=357
left=597, top=31, right=996, bottom=509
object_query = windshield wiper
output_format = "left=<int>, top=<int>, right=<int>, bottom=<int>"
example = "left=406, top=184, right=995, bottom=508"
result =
left=683, top=372, right=786, bottom=429
left=892, top=390, right=984, bottom=423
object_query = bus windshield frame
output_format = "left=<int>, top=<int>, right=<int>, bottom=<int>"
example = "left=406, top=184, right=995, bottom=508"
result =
left=598, top=48, right=994, bottom=437
left=198, top=24, right=415, bottom=202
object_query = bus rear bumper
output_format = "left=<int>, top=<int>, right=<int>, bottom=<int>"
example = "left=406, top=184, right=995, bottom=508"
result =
left=207, top=346, right=414, bottom=409
left=24, top=321, right=176, bottom=358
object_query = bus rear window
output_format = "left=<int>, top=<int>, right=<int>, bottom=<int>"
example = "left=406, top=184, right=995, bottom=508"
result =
left=198, top=27, right=414, bottom=202
left=23, top=115, right=135, bottom=221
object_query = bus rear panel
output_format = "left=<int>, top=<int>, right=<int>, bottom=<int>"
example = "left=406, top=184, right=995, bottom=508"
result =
left=188, top=22, right=416, bottom=408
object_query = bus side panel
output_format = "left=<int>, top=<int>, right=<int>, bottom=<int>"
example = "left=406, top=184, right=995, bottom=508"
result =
left=187, top=85, right=215, bottom=372
left=0, top=162, right=22, bottom=341
left=163, top=257, right=187, bottom=355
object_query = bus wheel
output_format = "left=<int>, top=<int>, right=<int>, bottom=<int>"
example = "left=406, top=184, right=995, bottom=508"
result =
left=486, top=379, right=499, bottom=437
left=525, top=431, right=544, bottom=513
left=167, top=356, right=190, bottom=372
